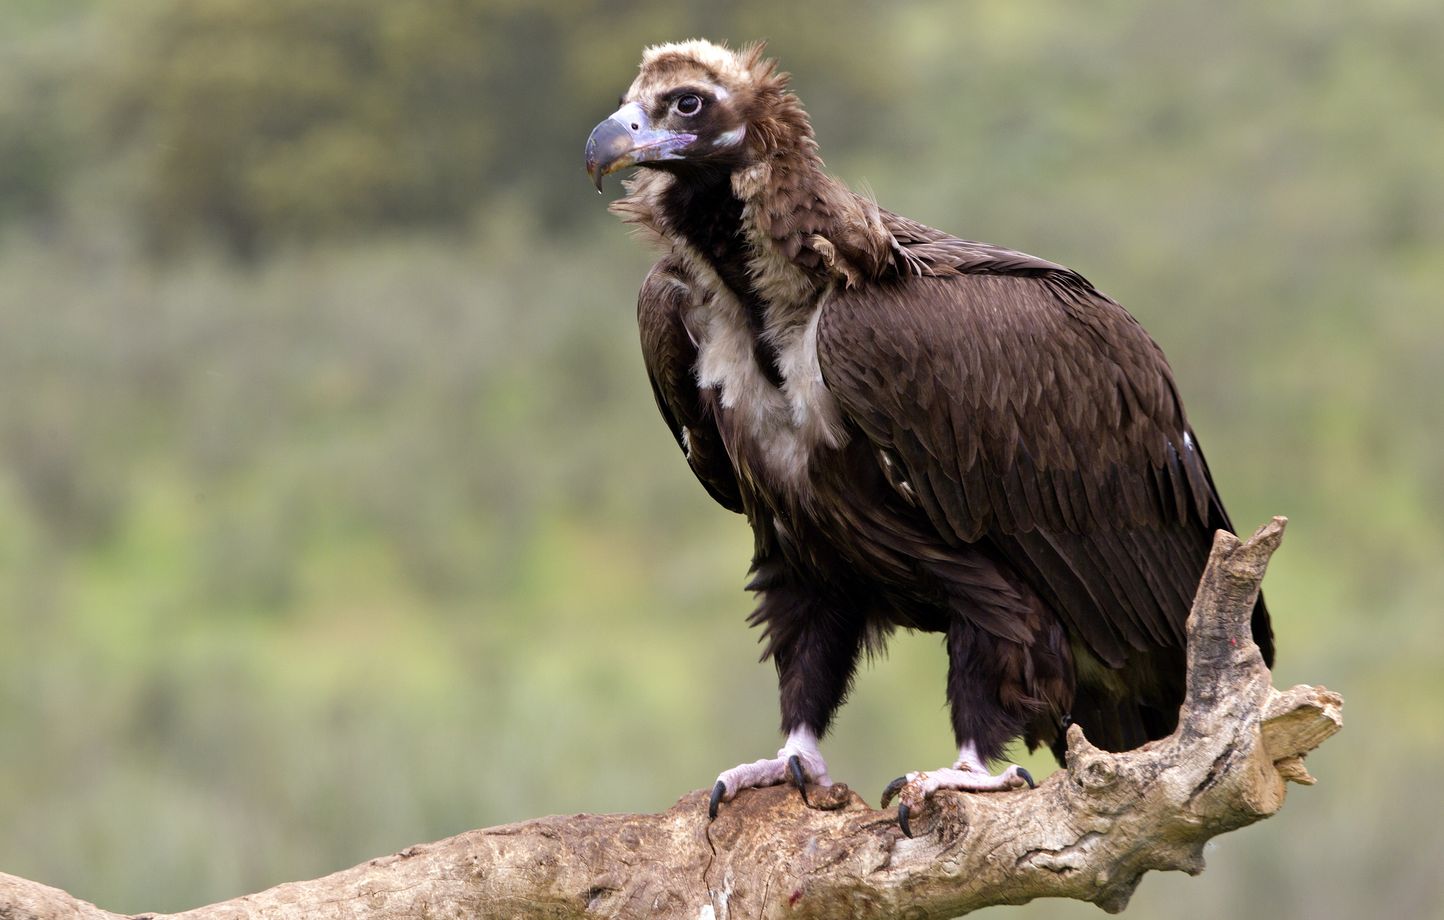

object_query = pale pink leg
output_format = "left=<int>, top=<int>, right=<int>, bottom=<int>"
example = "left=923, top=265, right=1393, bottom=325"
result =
left=709, top=727, right=832, bottom=818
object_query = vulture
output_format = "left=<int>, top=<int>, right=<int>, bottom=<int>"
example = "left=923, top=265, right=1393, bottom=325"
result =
left=584, top=39, right=1272, bottom=835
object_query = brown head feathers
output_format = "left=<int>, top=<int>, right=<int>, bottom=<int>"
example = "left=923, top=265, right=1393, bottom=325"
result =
left=611, top=39, right=913, bottom=289
left=627, top=40, right=813, bottom=160
left=633, top=40, right=780, bottom=98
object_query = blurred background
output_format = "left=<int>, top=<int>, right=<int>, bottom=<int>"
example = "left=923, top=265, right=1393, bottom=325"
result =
left=1, top=0, right=1440, bottom=916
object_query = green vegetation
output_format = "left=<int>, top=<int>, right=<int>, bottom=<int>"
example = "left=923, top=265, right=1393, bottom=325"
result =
left=0, top=1, right=1439, bottom=916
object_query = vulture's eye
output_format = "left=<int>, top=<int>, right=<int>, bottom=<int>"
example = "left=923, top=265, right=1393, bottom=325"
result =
left=674, top=93, right=703, bottom=116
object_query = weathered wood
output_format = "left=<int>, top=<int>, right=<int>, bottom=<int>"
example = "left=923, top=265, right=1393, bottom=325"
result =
left=0, top=517, right=1341, bottom=920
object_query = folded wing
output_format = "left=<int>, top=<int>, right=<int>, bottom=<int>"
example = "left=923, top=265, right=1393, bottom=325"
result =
left=816, top=243, right=1273, bottom=680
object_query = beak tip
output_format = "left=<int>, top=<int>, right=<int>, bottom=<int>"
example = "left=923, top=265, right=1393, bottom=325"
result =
left=585, top=114, right=638, bottom=196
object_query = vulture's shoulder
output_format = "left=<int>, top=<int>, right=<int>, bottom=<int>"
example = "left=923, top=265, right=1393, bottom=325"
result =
left=882, top=209, right=1085, bottom=279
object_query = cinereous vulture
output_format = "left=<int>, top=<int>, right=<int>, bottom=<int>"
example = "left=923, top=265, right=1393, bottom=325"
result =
left=584, top=40, right=1272, bottom=836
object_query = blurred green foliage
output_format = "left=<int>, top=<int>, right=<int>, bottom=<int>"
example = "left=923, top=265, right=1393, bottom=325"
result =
left=0, top=1, right=1441, bottom=917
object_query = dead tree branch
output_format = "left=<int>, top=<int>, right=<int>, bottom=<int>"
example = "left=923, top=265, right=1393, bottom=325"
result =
left=0, top=517, right=1342, bottom=919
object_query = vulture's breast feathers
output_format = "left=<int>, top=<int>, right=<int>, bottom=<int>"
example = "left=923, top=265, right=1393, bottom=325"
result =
left=690, top=277, right=847, bottom=488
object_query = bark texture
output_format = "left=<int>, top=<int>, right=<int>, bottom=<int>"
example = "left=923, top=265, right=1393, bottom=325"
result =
left=0, top=517, right=1342, bottom=920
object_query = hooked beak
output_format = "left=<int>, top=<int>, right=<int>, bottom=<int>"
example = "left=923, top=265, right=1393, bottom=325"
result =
left=585, top=102, right=697, bottom=192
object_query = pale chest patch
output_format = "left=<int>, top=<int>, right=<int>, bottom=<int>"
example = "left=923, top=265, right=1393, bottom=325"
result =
left=683, top=260, right=847, bottom=486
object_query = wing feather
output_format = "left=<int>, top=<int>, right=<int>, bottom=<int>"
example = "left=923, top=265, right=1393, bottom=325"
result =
left=818, top=252, right=1267, bottom=668
left=637, top=256, right=744, bottom=514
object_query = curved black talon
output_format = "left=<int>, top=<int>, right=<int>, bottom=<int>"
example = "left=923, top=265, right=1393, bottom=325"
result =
left=897, top=803, right=913, bottom=838
left=708, top=780, right=726, bottom=819
left=1017, top=767, right=1036, bottom=790
left=787, top=754, right=809, bottom=806
left=880, top=775, right=908, bottom=809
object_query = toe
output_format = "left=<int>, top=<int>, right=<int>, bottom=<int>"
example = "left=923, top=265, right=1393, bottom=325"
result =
left=787, top=754, right=810, bottom=806
left=708, top=780, right=726, bottom=819
left=880, top=775, right=908, bottom=809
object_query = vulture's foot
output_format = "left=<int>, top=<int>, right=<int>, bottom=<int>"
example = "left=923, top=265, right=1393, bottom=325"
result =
left=708, top=729, right=831, bottom=819
left=880, top=761, right=1034, bottom=837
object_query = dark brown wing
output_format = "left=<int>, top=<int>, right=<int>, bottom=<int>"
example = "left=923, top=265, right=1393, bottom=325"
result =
left=817, top=242, right=1272, bottom=674
left=637, top=255, right=744, bottom=514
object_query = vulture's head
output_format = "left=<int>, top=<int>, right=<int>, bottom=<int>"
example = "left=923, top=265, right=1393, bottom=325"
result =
left=584, top=39, right=807, bottom=192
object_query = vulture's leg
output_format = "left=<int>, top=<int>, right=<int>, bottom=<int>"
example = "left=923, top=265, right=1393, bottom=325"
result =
left=709, top=584, right=865, bottom=819
left=709, top=726, right=831, bottom=819
left=881, top=615, right=1045, bottom=836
